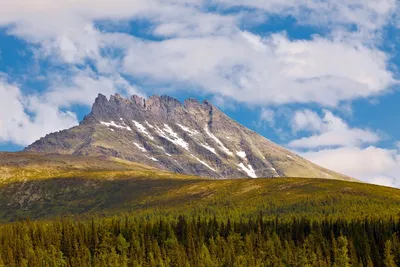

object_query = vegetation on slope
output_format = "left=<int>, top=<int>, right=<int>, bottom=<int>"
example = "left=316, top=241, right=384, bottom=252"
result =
left=0, top=152, right=198, bottom=184
left=1, top=152, right=400, bottom=266
left=1, top=215, right=400, bottom=266
left=2, top=175, right=400, bottom=223
left=0, top=153, right=399, bottom=222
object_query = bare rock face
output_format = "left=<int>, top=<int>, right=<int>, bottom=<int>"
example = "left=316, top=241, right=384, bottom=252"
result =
left=25, top=94, right=353, bottom=180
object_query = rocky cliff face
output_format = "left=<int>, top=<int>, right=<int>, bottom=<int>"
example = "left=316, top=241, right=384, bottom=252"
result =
left=25, top=94, right=353, bottom=180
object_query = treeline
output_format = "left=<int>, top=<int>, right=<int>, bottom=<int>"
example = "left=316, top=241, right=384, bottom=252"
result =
left=1, top=215, right=400, bottom=266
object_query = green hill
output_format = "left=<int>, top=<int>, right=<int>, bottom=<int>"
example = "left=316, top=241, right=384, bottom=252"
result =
left=0, top=152, right=399, bottom=222
left=2, top=152, right=400, bottom=266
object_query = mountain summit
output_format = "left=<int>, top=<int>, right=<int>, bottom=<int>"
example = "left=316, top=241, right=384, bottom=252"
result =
left=25, top=93, right=352, bottom=180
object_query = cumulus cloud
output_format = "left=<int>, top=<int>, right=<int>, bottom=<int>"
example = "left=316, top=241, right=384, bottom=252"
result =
left=291, top=109, right=323, bottom=133
left=286, top=109, right=400, bottom=188
left=122, top=32, right=394, bottom=106
left=0, top=69, right=141, bottom=146
left=289, top=110, right=380, bottom=148
left=301, top=146, right=400, bottom=188
left=0, top=0, right=396, bottom=108
left=0, top=77, right=78, bottom=146
left=44, top=68, right=141, bottom=107
left=217, top=0, right=397, bottom=32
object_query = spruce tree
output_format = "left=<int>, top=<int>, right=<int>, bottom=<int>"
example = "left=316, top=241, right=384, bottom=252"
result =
left=333, top=236, right=350, bottom=267
left=384, top=240, right=396, bottom=267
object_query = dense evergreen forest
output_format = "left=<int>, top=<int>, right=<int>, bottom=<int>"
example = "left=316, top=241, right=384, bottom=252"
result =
left=2, top=160, right=400, bottom=266
left=1, top=214, right=400, bottom=266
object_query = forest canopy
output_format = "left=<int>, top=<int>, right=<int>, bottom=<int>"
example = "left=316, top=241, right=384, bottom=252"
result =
left=1, top=214, right=400, bottom=267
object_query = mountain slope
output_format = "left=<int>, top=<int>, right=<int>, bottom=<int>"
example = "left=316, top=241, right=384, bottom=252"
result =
left=25, top=93, right=352, bottom=180
left=0, top=152, right=197, bottom=185
left=0, top=153, right=398, bottom=222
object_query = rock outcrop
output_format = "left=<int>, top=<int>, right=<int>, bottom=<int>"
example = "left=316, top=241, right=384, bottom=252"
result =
left=25, top=94, right=353, bottom=180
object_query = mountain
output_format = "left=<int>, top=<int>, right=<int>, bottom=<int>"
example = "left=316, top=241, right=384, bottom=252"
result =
left=0, top=152, right=398, bottom=222
left=25, top=93, right=352, bottom=180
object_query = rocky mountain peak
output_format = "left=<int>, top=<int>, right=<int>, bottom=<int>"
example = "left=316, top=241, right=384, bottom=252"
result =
left=95, top=93, right=108, bottom=103
left=26, top=93, right=353, bottom=181
left=130, top=95, right=146, bottom=108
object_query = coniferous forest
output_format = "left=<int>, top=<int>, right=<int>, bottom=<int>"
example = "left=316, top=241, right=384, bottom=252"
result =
left=1, top=214, right=400, bottom=267
left=2, top=158, right=400, bottom=266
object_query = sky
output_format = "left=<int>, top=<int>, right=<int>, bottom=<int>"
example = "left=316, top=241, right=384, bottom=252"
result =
left=0, top=1, right=400, bottom=187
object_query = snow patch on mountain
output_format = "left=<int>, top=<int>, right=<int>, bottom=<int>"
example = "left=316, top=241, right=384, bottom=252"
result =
left=191, top=154, right=216, bottom=172
left=236, top=151, right=246, bottom=159
left=156, top=145, right=172, bottom=157
left=132, top=120, right=154, bottom=140
left=156, top=145, right=165, bottom=151
left=147, top=156, right=159, bottom=162
left=100, top=121, right=132, bottom=131
left=238, top=163, right=257, bottom=178
left=145, top=121, right=155, bottom=129
left=177, top=124, right=198, bottom=135
left=201, top=143, right=218, bottom=155
left=155, top=124, right=189, bottom=151
left=204, top=125, right=233, bottom=156
left=134, top=142, right=146, bottom=152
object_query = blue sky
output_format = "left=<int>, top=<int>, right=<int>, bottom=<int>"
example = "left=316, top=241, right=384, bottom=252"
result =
left=0, top=0, right=400, bottom=187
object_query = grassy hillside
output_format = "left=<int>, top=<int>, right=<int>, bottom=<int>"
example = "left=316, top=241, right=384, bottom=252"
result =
left=0, top=152, right=399, bottom=222
left=0, top=152, right=198, bottom=184
left=1, top=152, right=400, bottom=266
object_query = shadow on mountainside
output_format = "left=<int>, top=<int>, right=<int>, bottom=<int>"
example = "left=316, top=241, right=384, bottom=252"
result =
left=1, top=176, right=400, bottom=222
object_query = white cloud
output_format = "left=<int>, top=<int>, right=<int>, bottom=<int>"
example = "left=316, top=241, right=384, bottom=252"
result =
left=216, top=0, right=397, bottom=32
left=291, top=109, right=323, bottom=133
left=0, top=68, right=143, bottom=146
left=289, top=110, right=380, bottom=148
left=122, top=32, right=395, bottom=106
left=0, top=1, right=395, bottom=108
left=0, top=77, right=78, bottom=146
left=1, top=1, right=232, bottom=40
left=44, top=69, right=141, bottom=107
left=301, top=146, right=400, bottom=188
left=1, top=0, right=396, bottom=33
left=259, top=108, right=275, bottom=126
left=210, top=95, right=237, bottom=110
left=289, top=109, right=400, bottom=188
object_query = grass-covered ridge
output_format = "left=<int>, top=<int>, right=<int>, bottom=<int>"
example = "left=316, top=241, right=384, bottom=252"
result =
left=1, top=152, right=400, bottom=222
left=0, top=152, right=199, bottom=184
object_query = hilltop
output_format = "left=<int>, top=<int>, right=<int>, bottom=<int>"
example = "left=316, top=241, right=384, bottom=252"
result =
left=0, top=152, right=397, bottom=222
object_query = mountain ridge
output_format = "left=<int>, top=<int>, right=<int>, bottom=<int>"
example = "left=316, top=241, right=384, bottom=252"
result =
left=25, top=93, right=354, bottom=181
